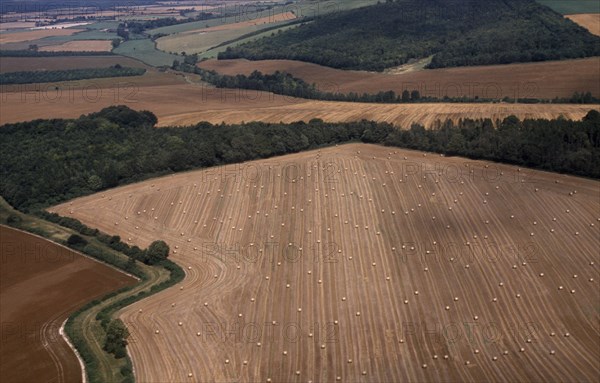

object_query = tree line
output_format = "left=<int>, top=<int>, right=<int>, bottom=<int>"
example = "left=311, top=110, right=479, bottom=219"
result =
left=1, top=105, right=599, bottom=214
left=0, top=66, right=145, bottom=85
left=218, top=0, right=600, bottom=71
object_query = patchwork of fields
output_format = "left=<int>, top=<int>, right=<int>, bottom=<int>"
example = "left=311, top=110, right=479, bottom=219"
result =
left=199, top=57, right=600, bottom=100
left=1, top=77, right=596, bottom=128
left=1, top=1, right=599, bottom=382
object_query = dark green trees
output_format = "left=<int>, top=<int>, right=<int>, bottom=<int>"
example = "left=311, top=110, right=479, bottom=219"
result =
left=104, top=319, right=130, bottom=358
left=219, top=0, right=600, bottom=71
left=145, top=240, right=170, bottom=265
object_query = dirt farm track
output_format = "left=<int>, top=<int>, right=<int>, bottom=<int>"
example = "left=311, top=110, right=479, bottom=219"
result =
left=52, top=144, right=600, bottom=383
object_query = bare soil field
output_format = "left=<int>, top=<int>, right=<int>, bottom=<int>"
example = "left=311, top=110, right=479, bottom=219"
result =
left=39, top=40, right=113, bottom=52
left=198, top=57, right=600, bottom=99
left=51, top=143, right=600, bottom=383
left=0, top=225, right=135, bottom=383
left=1, top=77, right=597, bottom=127
left=0, top=56, right=148, bottom=73
left=0, top=29, right=84, bottom=44
left=566, top=14, right=600, bottom=36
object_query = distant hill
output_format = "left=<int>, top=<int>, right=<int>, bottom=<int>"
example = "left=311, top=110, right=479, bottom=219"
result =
left=219, top=0, right=600, bottom=71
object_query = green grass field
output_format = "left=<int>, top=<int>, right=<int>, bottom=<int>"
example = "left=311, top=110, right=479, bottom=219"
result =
left=536, top=0, right=599, bottom=14
left=113, top=38, right=179, bottom=67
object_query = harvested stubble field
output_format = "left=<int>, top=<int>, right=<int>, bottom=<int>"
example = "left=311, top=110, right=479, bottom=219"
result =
left=157, top=100, right=598, bottom=128
left=0, top=28, right=84, bottom=44
left=198, top=57, right=600, bottom=99
left=52, top=144, right=600, bottom=383
left=566, top=14, right=600, bottom=36
left=0, top=225, right=135, bottom=383
left=0, top=56, right=147, bottom=73
left=38, top=40, right=113, bottom=52
left=156, top=13, right=296, bottom=55
left=0, top=77, right=597, bottom=127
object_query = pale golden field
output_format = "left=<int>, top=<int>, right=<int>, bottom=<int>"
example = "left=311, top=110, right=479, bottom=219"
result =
left=158, top=99, right=598, bottom=128
left=0, top=28, right=83, bottom=44
left=38, top=40, right=112, bottom=52
left=51, top=143, right=600, bottom=383
left=156, top=12, right=296, bottom=54
left=566, top=14, right=600, bottom=36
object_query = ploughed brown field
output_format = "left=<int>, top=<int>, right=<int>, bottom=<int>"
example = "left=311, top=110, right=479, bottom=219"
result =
left=0, top=225, right=135, bottom=383
left=198, top=57, right=600, bottom=99
left=0, top=71, right=597, bottom=127
left=51, top=143, right=600, bottom=383
left=566, top=14, right=600, bottom=36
